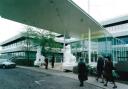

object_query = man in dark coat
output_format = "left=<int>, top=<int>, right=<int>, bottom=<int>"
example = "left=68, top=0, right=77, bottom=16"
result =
left=104, top=56, right=117, bottom=88
left=51, top=55, right=55, bottom=68
left=78, top=58, right=88, bottom=87
left=96, top=55, right=104, bottom=83
left=45, top=58, right=48, bottom=69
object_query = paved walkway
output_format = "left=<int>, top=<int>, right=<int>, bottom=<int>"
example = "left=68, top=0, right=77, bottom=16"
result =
left=18, top=64, right=128, bottom=89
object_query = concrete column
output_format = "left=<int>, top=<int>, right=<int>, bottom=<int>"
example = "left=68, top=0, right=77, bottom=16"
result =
left=88, top=28, right=91, bottom=64
left=63, top=33, right=66, bottom=63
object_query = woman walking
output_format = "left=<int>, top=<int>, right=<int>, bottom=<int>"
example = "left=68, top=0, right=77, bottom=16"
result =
left=104, top=56, right=117, bottom=88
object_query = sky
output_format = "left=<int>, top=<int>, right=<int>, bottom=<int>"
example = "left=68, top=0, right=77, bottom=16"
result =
left=73, top=0, right=128, bottom=21
left=0, top=17, right=25, bottom=43
left=0, top=0, right=128, bottom=43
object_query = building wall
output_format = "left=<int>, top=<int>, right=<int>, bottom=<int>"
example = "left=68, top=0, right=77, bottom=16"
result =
left=0, top=36, right=63, bottom=66
left=103, top=20, right=128, bottom=63
left=69, top=38, right=111, bottom=63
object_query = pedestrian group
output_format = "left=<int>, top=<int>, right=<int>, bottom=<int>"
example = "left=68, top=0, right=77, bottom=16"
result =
left=43, top=55, right=117, bottom=88
left=77, top=55, right=117, bottom=88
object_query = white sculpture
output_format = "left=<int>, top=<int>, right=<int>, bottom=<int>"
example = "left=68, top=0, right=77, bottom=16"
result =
left=34, top=46, right=45, bottom=67
left=62, top=45, right=77, bottom=71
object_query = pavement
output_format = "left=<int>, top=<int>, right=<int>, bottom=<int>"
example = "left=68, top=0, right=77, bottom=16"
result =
left=18, top=63, right=128, bottom=89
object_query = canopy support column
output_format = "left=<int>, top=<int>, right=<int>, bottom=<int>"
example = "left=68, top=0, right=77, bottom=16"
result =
left=88, top=28, right=91, bottom=64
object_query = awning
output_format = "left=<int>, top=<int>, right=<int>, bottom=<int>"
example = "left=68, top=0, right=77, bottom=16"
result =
left=0, top=0, right=110, bottom=39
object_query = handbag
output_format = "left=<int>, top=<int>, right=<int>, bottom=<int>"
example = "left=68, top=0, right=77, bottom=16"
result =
left=112, top=70, right=119, bottom=79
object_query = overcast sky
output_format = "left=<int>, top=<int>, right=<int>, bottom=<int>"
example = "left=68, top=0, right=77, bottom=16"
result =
left=0, top=0, right=128, bottom=43
left=73, top=0, right=128, bottom=21
left=0, top=17, right=25, bottom=43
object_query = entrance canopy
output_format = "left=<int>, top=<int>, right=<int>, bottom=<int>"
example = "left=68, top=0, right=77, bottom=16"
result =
left=0, top=0, right=110, bottom=39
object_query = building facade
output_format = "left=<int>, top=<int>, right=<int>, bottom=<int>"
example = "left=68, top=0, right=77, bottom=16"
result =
left=102, top=15, right=128, bottom=63
left=0, top=34, right=37, bottom=66
left=0, top=34, right=63, bottom=66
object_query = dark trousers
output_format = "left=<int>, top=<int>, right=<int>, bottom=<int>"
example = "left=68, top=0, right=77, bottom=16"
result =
left=52, top=63, right=54, bottom=68
left=97, top=70, right=103, bottom=80
left=45, top=64, right=48, bottom=69
left=80, top=80, right=84, bottom=86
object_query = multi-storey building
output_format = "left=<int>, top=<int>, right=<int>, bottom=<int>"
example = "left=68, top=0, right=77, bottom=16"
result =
left=0, top=34, right=63, bottom=66
left=102, top=15, right=128, bottom=62
left=101, top=16, right=128, bottom=79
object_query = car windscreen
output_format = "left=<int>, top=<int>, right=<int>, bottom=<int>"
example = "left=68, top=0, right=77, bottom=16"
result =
left=0, top=59, right=8, bottom=62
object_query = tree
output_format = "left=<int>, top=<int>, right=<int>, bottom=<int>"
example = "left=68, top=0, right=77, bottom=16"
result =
left=22, top=26, right=62, bottom=57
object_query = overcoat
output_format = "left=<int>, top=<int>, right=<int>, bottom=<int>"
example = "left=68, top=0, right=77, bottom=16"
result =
left=104, top=60, right=113, bottom=81
left=78, top=62, right=88, bottom=81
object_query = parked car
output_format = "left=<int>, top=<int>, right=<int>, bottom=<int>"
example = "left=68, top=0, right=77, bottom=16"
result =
left=0, top=59, right=16, bottom=68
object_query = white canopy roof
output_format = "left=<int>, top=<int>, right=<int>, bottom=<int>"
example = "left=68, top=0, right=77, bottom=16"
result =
left=0, top=0, right=110, bottom=39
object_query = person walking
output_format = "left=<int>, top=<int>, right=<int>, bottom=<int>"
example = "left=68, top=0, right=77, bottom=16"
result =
left=45, top=57, right=48, bottom=69
left=103, top=58, right=108, bottom=81
left=104, top=56, right=117, bottom=88
left=96, top=55, right=104, bottom=83
left=78, top=58, right=88, bottom=87
left=51, top=55, right=55, bottom=68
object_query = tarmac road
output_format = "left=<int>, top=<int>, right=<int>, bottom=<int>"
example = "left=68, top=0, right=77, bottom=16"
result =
left=0, top=67, right=104, bottom=89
